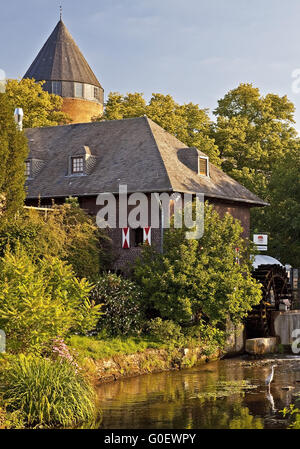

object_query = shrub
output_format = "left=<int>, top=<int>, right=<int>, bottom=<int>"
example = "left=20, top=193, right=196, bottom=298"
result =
left=134, top=203, right=262, bottom=327
left=147, top=318, right=183, bottom=343
left=0, top=355, right=97, bottom=428
left=0, top=247, right=102, bottom=353
left=183, top=322, right=226, bottom=355
left=91, top=273, right=145, bottom=336
left=0, top=201, right=112, bottom=282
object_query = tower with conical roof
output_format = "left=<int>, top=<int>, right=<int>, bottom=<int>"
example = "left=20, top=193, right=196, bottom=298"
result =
left=23, top=19, right=104, bottom=124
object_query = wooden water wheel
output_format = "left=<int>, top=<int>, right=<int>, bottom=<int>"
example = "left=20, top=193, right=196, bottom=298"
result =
left=246, top=264, right=293, bottom=338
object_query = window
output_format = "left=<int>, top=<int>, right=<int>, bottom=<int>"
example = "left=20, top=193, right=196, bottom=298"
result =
left=25, top=161, right=31, bottom=177
left=85, top=84, right=93, bottom=100
left=74, top=82, right=83, bottom=98
left=133, top=228, right=143, bottom=247
left=94, top=87, right=100, bottom=100
left=198, top=157, right=209, bottom=176
left=71, top=156, right=84, bottom=174
left=52, top=81, right=62, bottom=96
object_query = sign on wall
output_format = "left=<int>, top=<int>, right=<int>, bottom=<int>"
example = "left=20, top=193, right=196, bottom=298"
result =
left=253, top=234, right=268, bottom=252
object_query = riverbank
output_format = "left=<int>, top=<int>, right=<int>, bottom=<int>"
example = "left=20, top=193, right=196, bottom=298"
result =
left=0, top=335, right=221, bottom=428
left=69, top=335, right=221, bottom=385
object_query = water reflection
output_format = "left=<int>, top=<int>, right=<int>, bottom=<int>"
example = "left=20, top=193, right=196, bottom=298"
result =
left=96, top=356, right=300, bottom=429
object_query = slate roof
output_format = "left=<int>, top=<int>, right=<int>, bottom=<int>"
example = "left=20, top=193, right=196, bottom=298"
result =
left=25, top=116, right=268, bottom=207
left=23, top=20, right=101, bottom=88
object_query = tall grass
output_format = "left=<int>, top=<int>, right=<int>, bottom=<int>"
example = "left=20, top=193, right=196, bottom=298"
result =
left=69, top=335, right=162, bottom=360
left=0, top=355, right=97, bottom=428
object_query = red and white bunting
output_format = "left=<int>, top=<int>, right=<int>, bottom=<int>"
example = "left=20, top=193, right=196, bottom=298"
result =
left=143, top=226, right=151, bottom=245
left=122, top=228, right=130, bottom=249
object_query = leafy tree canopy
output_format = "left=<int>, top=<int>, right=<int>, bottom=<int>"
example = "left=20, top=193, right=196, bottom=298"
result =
left=0, top=246, right=102, bottom=353
left=255, top=149, right=300, bottom=266
left=5, top=78, right=71, bottom=128
left=212, top=83, right=298, bottom=197
left=0, top=200, right=112, bottom=282
left=134, top=203, right=262, bottom=327
left=99, top=91, right=221, bottom=165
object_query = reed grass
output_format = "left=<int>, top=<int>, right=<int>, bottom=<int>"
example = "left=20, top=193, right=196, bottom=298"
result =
left=0, top=355, right=97, bottom=428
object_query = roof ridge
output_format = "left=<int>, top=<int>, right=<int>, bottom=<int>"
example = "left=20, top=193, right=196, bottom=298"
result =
left=25, top=118, right=268, bottom=207
left=146, top=118, right=268, bottom=206
left=25, top=116, right=150, bottom=132
left=142, top=116, right=173, bottom=191
left=145, top=117, right=179, bottom=192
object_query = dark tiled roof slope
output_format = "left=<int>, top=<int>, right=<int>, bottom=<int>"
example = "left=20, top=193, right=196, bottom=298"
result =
left=25, top=116, right=268, bottom=207
left=23, top=20, right=101, bottom=88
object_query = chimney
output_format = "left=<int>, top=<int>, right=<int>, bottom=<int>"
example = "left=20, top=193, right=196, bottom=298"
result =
left=14, top=108, right=24, bottom=131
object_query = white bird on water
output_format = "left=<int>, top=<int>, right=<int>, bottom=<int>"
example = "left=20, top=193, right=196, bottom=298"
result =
left=265, top=365, right=276, bottom=391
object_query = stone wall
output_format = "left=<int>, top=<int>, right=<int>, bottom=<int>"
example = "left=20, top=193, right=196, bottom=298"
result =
left=272, top=310, right=300, bottom=345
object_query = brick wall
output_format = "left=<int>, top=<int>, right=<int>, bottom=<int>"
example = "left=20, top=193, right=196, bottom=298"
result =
left=26, top=194, right=253, bottom=273
left=208, top=199, right=251, bottom=239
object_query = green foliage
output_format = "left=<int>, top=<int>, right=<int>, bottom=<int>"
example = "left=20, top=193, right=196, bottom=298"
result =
left=212, top=83, right=297, bottom=197
left=99, top=92, right=221, bottom=165
left=5, top=79, right=70, bottom=128
left=281, top=404, right=300, bottom=429
left=0, top=246, right=102, bottom=353
left=0, top=202, right=112, bottom=282
left=0, top=355, right=96, bottom=428
left=254, top=149, right=300, bottom=266
left=68, top=334, right=161, bottom=360
left=91, top=273, right=145, bottom=336
left=0, top=93, right=28, bottom=218
left=134, top=203, right=262, bottom=327
left=213, top=83, right=300, bottom=266
left=183, top=322, right=225, bottom=355
left=147, top=318, right=183, bottom=343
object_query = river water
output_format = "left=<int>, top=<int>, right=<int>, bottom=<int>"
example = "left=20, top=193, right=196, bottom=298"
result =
left=96, top=355, right=300, bottom=429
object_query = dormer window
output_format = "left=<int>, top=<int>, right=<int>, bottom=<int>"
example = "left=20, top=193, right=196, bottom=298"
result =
left=68, top=146, right=97, bottom=177
left=198, top=156, right=209, bottom=177
left=71, top=156, right=84, bottom=174
left=25, top=160, right=31, bottom=178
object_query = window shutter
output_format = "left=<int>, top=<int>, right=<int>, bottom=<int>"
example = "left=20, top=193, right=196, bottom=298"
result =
left=122, top=228, right=130, bottom=249
left=143, top=227, right=151, bottom=245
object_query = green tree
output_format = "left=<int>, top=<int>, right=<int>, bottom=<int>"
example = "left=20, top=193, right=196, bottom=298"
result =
left=134, top=203, right=262, bottom=327
left=257, top=149, right=300, bottom=266
left=212, top=83, right=298, bottom=197
left=99, top=91, right=221, bottom=165
left=0, top=200, right=112, bottom=282
left=0, top=93, right=28, bottom=218
left=0, top=247, right=102, bottom=353
left=5, top=79, right=71, bottom=128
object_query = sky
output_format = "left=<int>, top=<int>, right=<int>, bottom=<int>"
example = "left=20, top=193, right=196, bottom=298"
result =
left=2, top=0, right=300, bottom=128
